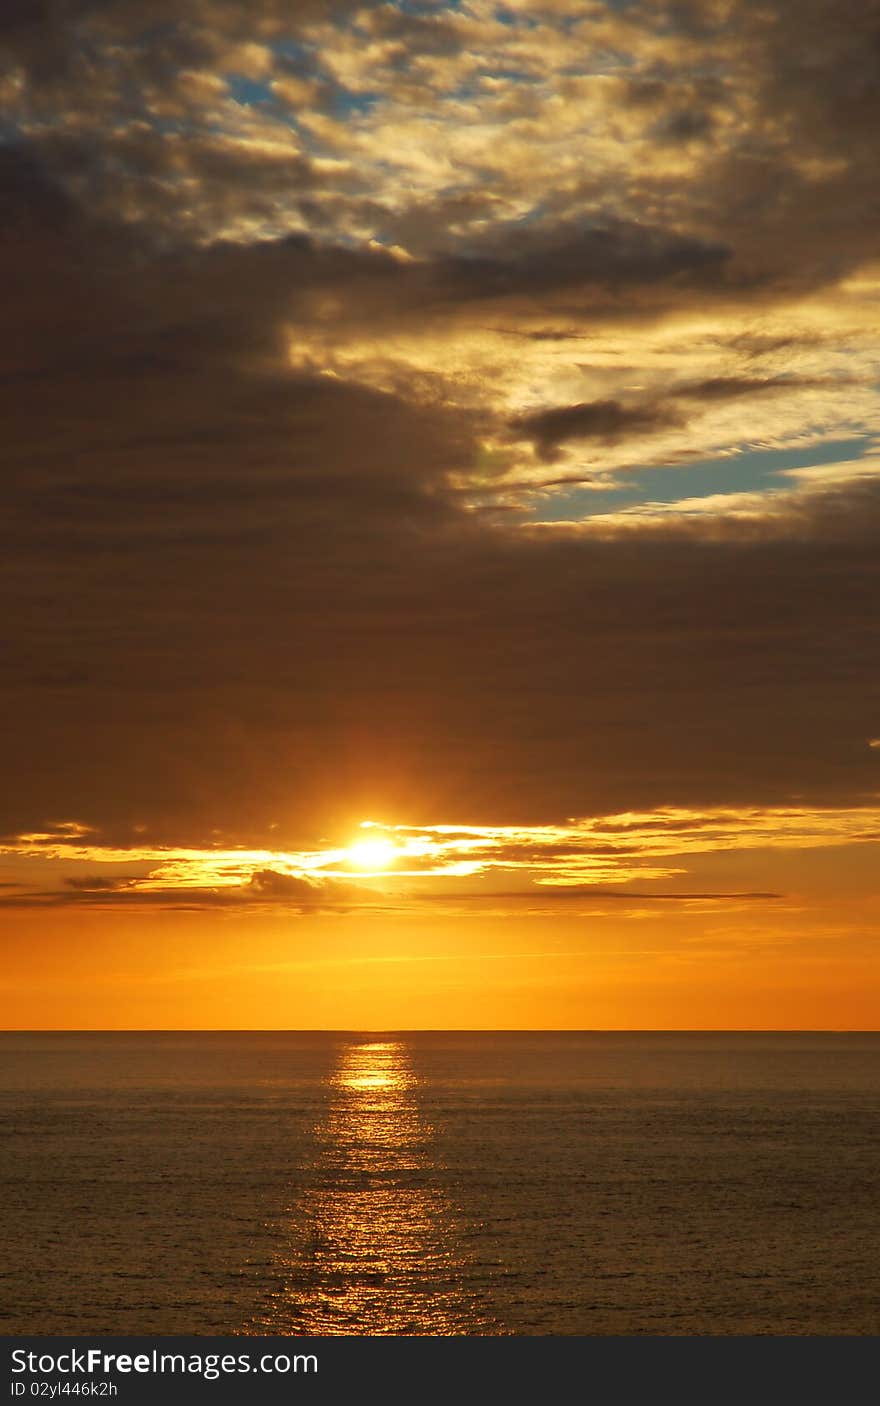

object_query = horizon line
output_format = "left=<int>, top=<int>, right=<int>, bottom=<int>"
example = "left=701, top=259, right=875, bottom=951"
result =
left=2, top=1027, right=878, bottom=1036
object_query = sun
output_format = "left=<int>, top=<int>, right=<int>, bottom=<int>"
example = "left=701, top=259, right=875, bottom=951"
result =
left=347, top=836, right=398, bottom=872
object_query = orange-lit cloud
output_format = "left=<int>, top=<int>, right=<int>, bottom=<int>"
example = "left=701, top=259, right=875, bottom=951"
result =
left=2, top=804, right=877, bottom=914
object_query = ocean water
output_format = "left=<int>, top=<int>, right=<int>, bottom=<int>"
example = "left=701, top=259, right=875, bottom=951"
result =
left=0, top=1032, right=878, bottom=1336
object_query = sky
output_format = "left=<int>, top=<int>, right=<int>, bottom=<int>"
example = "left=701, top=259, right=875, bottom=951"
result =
left=1, top=0, right=878, bottom=1029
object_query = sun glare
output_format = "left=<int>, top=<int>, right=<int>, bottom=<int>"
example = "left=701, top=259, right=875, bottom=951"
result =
left=347, top=836, right=398, bottom=872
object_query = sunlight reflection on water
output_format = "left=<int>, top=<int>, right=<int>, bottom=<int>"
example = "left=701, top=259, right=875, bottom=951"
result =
left=250, top=1040, right=494, bottom=1335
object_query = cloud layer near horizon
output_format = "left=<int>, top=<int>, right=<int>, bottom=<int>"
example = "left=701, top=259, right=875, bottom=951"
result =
left=1, top=0, right=879, bottom=913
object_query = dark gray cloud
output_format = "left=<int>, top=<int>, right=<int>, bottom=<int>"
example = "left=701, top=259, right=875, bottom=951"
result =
left=673, top=376, right=838, bottom=401
left=512, top=398, right=684, bottom=460
left=246, top=870, right=364, bottom=905
left=442, top=218, right=731, bottom=291
left=2, top=868, right=371, bottom=911
left=424, top=890, right=784, bottom=903
left=4, top=463, right=878, bottom=844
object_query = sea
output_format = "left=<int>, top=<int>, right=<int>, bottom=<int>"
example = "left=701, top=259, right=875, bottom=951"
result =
left=1, top=1032, right=878, bottom=1336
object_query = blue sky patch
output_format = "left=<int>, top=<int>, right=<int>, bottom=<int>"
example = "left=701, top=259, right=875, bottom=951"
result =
left=531, top=436, right=872, bottom=521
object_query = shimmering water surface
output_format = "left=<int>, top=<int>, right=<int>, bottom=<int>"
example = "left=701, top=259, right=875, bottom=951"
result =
left=1, top=1032, right=878, bottom=1335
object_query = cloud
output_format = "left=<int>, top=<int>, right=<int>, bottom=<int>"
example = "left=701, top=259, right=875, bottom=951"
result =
left=0, top=0, right=878, bottom=871
left=417, top=889, right=785, bottom=910
left=512, top=397, right=685, bottom=460
left=245, top=869, right=364, bottom=907
left=673, top=376, right=840, bottom=402
left=5, top=859, right=374, bottom=912
left=0, top=804, right=875, bottom=911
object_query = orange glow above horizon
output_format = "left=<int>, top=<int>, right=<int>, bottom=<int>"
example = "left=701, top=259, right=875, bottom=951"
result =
left=2, top=801, right=878, bottom=1030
